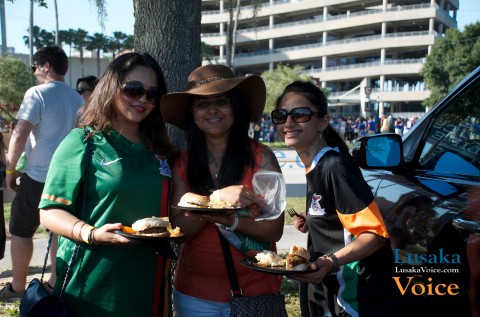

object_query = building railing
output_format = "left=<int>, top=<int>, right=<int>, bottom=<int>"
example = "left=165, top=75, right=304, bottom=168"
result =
left=233, top=31, right=434, bottom=58
left=300, top=58, right=425, bottom=74
left=202, top=3, right=436, bottom=37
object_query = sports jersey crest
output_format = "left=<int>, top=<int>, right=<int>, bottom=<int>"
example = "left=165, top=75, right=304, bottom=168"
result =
left=309, top=193, right=326, bottom=216
left=156, top=155, right=172, bottom=177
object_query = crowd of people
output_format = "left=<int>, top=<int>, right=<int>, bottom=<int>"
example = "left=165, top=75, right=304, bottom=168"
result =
left=0, top=45, right=418, bottom=317
left=250, top=113, right=419, bottom=146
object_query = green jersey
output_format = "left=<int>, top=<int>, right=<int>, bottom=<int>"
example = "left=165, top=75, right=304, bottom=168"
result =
left=39, top=128, right=172, bottom=317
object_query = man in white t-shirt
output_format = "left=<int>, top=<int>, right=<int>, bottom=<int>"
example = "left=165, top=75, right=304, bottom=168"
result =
left=0, top=46, right=84, bottom=301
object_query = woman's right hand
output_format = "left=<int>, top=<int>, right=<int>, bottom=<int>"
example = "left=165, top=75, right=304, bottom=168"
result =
left=294, top=211, right=308, bottom=233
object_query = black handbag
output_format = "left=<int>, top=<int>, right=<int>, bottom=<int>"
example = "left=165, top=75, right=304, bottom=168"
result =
left=19, top=276, right=67, bottom=317
left=217, top=230, right=288, bottom=317
left=20, top=130, right=94, bottom=317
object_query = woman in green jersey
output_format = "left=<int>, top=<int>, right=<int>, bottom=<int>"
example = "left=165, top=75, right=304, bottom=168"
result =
left=39, top=52, right=176, bottom=317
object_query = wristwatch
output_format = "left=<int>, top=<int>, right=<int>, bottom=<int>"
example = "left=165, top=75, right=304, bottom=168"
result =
left=324, top=253, right=341, bottom=275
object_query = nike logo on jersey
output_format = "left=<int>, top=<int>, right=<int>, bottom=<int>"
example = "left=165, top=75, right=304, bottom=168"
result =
left=100, top=158, right=123, bottom=166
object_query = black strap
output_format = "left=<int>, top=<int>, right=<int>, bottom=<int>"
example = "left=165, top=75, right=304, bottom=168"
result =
left=217, top=229, right=242, bottom=297
left=40, top=128, right=94, bottom=298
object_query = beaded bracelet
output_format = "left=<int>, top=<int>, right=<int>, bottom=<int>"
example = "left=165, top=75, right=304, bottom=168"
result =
left=6, top=169, right=16, bottom=175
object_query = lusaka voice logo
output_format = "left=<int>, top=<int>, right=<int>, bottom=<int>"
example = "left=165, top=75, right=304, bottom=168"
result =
left=392, top=248, right=461, bottom=296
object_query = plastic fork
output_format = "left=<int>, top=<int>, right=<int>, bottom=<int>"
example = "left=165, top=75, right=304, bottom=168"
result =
left=286, top=208, right=301, bottom=217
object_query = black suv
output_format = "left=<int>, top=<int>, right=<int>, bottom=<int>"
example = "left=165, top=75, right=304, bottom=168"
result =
left=352, top=66, right=480, bottom=317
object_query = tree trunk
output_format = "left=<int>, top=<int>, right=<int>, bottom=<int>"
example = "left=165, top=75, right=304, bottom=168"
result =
left=0, top=0, right=7, bottom=56
left=54, top=0, right=59, bottom=45
left=134, top=0, right=201, bottom=148
left=29, top=0, right=33, bottom=64
left=96, top=49, right=101, bottom=76
left=230, top=0, right=241, bottom=72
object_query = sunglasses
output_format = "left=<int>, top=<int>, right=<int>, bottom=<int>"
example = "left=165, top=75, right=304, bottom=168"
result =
left=31, top=62, right=44, bottom=73
left=271, top=107, right=323, bottom=124
left=76, top=88, right=92, bottom=95
left=193, top=97, right=230, bottom=110
left=120, top=81, right=160, bottom=104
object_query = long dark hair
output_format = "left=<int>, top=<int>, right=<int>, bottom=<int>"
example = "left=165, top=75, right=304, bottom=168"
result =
left=78, top=52, right=175, bottom=159
left=275, top=81, right=354, bottom=163
left=186, top=88, right=255, bottom=195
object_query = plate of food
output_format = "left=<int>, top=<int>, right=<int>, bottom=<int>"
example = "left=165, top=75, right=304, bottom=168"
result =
left=171, top=192, right=242, bottom=215
left=114, top=216, right=186, bottom=241
left=240, top=246, right=316, bottom=275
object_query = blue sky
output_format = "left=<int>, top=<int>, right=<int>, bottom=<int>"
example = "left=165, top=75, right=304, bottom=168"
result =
left=4, top=0, right=480, bottom=55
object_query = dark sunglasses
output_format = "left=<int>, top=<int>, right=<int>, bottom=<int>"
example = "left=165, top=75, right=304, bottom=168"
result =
left=271, top=107, right=323, bottom=124
left=76, top=88, right=92, bottom=95
left=31, top=62, right=44, bottom=73
left=120, top=81, right=160, bottom=104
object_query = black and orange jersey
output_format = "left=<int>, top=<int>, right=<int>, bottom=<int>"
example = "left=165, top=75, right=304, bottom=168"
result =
left=305, top=147, right=399, bottom=316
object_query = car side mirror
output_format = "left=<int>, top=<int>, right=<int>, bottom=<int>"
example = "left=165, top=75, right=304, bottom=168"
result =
left=352, top=133, right=403, bottom=169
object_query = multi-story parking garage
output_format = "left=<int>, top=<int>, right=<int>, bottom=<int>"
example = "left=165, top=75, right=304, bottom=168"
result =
left=201, top=0, right=459, bottom=118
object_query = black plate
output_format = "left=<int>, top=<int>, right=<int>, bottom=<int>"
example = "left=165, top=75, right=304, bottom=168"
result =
left=114, top=230, right=186, bottom=241
left=240, top=258, right=317, bottom=275
left=171, top=204, right=241, bottom=215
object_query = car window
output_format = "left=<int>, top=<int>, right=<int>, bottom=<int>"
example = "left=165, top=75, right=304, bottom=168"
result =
left=418, top=79, right=480, bottom=176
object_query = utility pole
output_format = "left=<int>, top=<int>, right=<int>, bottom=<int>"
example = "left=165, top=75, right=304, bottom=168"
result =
left=0, top=0, right=7, bottom=56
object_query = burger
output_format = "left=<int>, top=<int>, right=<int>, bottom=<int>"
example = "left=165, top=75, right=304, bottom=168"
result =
left=131, top=216, right=171, bottom=237
left=286, top=245, right=310, bottom=271
left=178, top=192, right=210, bottom=208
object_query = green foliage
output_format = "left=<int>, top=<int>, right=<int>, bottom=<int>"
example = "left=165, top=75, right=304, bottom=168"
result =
left=282, top=279, right=301, bottom=317
left=0, top=301, right=20, bottom=317
left=0, top=56, right=33, bottom=107
left=7, top=0, right=47, bottom=7
left=421, top=22, right=480, bottom=107
left=262, top=65, right=312, bottom=115
left=201, top=42, right=215, bottom=61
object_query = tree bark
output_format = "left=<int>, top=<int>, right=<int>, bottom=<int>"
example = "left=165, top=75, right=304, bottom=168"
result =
left=134, top=0, right=201, bottom=148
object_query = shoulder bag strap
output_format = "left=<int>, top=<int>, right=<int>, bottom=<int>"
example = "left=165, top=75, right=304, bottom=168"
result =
left=40, top=128, right=94, bottom=298
left=217, top=229, right=242, bottom=297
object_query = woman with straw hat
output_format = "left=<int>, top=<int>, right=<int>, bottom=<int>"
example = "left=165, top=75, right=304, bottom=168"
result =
left=161, top=64, right=286, bottom=317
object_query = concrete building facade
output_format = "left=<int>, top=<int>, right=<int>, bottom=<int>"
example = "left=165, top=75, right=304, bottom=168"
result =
left=201, top=0, right=459, bottom=118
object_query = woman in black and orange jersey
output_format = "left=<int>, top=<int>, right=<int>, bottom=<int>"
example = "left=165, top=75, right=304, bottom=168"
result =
left=273, top=81, right=401, bottom=317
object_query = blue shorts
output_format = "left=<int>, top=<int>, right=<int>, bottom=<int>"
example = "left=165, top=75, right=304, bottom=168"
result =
left=173, top=288, right=231, bottom=317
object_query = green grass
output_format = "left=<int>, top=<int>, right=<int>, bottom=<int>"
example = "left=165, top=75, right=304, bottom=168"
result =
left=261, top=140, right=291, bottom=149
left=284, top=197, right=306, bottom=226
left=4, top=203, right=47, bottom=236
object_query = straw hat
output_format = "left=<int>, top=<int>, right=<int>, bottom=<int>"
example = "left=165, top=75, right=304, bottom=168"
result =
left=160, top=64, right=266, bottom=130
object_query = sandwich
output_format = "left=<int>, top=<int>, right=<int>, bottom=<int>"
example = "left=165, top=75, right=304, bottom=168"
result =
left=131, top=216, right=171, bottom=237
left=178, top=192, right=210, bottom=208
left=286, top=245, right=310, bottom=271
left=178, top=192, right=236, bottom=209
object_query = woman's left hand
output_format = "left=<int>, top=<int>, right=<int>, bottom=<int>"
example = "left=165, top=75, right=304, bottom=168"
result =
left=213, top=185, right=262, bottom=208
